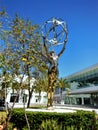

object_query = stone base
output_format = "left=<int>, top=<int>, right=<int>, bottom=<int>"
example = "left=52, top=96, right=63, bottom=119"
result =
left=47, top=107, right=54, bottom=110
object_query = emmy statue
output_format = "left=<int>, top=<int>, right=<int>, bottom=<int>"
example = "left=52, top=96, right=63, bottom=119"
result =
left=41, top=18, right=68, bottom=108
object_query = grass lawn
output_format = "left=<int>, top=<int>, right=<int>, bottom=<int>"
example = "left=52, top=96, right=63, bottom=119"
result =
left=0, top=111, right=15, bottom=130
left=0, top=111, right=6, bottom=123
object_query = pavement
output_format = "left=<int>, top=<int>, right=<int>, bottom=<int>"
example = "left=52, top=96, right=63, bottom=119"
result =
left=7, top=103, right=98, bottom=114
left=53, top=105, right=98, bottom=114
left=26, top=107, right=76, bottom=113
left=26, top=104, right=98, bottom=114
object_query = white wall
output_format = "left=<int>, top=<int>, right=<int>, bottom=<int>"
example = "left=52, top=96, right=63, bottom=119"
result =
left=6, top=88, right=47, bottom=107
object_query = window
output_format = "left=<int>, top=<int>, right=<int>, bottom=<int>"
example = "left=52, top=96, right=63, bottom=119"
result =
left=23, top=94, right=27, bottom=103
left=10, top=93, right=19, bottom=102
left=0, top=98, right=5, bottom=107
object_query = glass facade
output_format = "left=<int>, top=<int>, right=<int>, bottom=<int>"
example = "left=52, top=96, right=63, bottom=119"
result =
left=66, top=64, right=98, bottom=107
left=54, top=63, right=98, bottom=107
left=67, top=63, right=98, bottom=85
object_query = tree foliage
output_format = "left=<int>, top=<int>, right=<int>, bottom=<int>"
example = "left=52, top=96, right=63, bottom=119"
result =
left=56, top=78, right=70, bottom=102
left=0, top=12, right=48, bottom=107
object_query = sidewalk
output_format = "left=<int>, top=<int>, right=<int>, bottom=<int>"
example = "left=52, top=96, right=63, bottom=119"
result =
left=26, top=108, right=76, bottom=113
left=26, top=105, right=98, bottom=114
left=53, top=105, right=98, bottom=114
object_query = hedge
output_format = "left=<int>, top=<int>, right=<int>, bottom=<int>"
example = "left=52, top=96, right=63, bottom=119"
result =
left=10, top=109, right=97, bottom=130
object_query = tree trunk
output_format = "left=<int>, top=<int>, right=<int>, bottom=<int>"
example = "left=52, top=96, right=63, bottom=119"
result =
left=27, top=90, right=33, bottom=108
left=38, top=90, right=41, bottom=103
left=23, top=91, right=30, bottom=130
left=60, top=88, right=62, bottom=103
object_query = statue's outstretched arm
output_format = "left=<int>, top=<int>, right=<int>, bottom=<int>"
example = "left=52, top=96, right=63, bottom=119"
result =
left=58, top=32, right=68, bottom=58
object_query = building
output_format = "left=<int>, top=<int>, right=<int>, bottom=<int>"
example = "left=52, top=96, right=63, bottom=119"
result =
left=1, top=63, right=98, bottom=108
left=6, top=88, right=47, bottom=108
left=0, top=75, right=47, bottom=108
left=66, top=63, right=98, bottom=84
left=54, top=63, right=98, bottom=107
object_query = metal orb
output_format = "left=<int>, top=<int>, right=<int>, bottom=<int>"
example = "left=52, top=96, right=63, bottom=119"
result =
left=41, top=17, right=68, bottom=46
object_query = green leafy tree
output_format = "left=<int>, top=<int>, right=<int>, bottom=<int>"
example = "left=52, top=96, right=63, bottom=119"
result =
left=5, top=14, right=45, bottom=108
left=0, top=12, right=47, bottom=129
left=0, top=11, right=49, bottom=129
left=56, top=78, right=70, bottom=103
left=34, top=75, right=48, bottom=103
left=0, top=13, right=48, bottom=107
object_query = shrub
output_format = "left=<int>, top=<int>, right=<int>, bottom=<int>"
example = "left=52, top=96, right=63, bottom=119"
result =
left=10, top=109, right=97, bottom=130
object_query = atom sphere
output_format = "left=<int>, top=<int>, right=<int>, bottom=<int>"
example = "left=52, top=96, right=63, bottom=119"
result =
left=41, top=17, right=68, bottom=46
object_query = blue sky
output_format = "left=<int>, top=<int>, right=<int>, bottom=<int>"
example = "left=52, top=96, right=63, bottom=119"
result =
left=0, top=0, right=98, bottom=77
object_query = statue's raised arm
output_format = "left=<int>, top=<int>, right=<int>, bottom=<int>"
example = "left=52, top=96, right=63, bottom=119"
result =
left=58, top=27, right=68, bottom=58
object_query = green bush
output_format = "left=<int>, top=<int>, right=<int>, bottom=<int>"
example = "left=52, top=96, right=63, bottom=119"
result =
left=10, top=109, right=97, bottom=130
